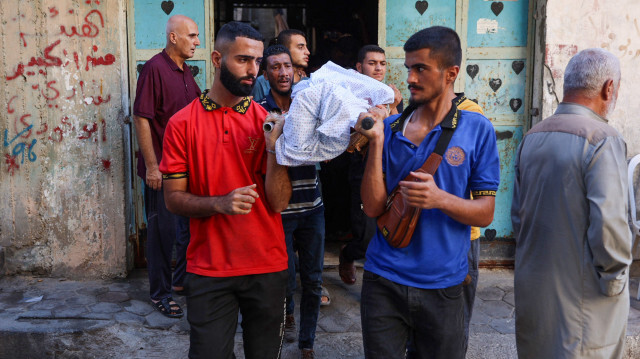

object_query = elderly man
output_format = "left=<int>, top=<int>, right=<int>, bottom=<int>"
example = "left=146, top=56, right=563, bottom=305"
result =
left=511, top=48, right=632, bottom=359
left=160, top=22, right=292, bottom=358
left=133, top=15, right=201, bottom=318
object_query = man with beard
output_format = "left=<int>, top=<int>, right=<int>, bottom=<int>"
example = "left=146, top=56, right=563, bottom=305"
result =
left=252, top=29, right=310, bottom=102
left=133, top=15, right=201, bottom=318
left=511, top=48, right=631, bottom=359
left=159, top=22, right=292, bottom=359
left=258, top=45, right=324, bottom=359
left=354, top=26, right=500, bottom=358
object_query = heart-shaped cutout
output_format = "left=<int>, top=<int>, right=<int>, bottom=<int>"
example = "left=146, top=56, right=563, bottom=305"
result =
left=489, top=78, right=502, bottom=92
left=512, top=61, right=524, bottom=75
left=484, top=228, right=497, bottom=240
left=415, top=1, right=429, bottom=15
left=189, top=65, right=199, bottom=77
left=136, top=64, right=143, bottom=74
left=466, top=64, right=479, bottom=79
left=491, top=2, right=504, bottom=16
left=161, top=1, right=174, bottom=15
left=510, top=98, right=522, bottom=112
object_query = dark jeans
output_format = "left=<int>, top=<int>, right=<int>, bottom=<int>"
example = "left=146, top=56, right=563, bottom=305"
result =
left=283, top=210, right=325, bottom=349
left=361, top=270, right=465, bottom=359
left=185, top=270, right=287, bottom=359
left=463, top=239, right=480, bottom=351
left=144, top=185, right=189, bottom=300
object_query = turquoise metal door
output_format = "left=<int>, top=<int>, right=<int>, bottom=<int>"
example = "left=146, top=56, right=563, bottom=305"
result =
left=126, top=0, right=214, bottom=267
left=379, top=0, right=534, bottom=264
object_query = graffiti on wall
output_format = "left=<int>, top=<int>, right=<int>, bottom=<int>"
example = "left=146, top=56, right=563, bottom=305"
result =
left=3, top=3, right=116, bottom=175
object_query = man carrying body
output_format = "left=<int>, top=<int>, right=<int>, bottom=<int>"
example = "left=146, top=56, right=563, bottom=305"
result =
left=355, top=26, right=500, bottom=358
left=511, top=48, right=631, bottom=359
left=133, top=15, right=201, bottom=318
left=258, top=44, right=324, bottom=359
left=160, top=22, right=292, bottom=358
left=252, top=29, right=310, bottom=102
left=340, top=44, right=403, bottom=285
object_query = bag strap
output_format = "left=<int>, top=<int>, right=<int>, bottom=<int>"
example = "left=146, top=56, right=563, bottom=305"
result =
left=414, top=102, right=460, bottom=176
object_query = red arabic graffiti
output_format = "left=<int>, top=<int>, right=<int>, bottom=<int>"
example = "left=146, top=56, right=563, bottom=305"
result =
left=60, top=9, right=104, bottom=38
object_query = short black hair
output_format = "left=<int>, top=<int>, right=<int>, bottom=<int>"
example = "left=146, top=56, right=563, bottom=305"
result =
left=215, top=21, right=264, bottom=44
left=263, top=45, right=291, bottom=65
left=403, top=26, right=461, bottom=69
left=276, top=29, right=305, bottom=48
left=357, top=45, right=385, bottom=64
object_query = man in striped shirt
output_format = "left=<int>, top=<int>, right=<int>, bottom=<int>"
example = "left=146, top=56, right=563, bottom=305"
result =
left=258, top=44, right=324, bottom=359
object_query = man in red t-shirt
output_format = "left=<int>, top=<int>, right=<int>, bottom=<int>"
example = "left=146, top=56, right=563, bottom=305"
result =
left=160, top=22, right=292, bottom=358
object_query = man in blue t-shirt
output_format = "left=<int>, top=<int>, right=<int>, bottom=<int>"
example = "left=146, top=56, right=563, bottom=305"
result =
left=258, top=45, right=324, bottom=359
left=354, top=26, right=500, bottom=358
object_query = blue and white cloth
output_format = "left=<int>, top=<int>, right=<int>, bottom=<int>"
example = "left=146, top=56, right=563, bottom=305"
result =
left=275, top=61, right=394, bottom=166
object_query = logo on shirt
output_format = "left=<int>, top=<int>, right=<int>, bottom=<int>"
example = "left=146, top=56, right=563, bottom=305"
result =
left=246, top=136, right=259, bottom=153
left=445, top=146, right=465, bottom=166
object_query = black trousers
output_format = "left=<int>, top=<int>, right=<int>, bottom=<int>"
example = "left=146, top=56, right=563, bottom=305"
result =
left=185, top=270, right=288, bottom=359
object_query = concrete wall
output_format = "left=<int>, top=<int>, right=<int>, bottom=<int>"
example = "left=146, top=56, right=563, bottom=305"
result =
left=0, top=0, right=128, bottom=278
left=538, top=0, right=640, bottom=258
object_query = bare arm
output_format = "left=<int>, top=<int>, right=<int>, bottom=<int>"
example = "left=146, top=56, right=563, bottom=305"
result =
left=164, top=177, right=260, bottom=217
left=263, top=114, right=291, bottom=212
left=356, top=108, right=389, bottom=217
left=399, top=171, right=495, bottom=227
left=133, top=115, right=162, bottom=190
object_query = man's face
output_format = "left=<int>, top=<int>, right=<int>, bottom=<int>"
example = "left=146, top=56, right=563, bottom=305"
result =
left=264, top=53, right=294, bottom=96
left=218, top=37, right=263, bottom=96
left=404, top=48, right=447, bottom=105
left=287, top=34, right=310, bottom=69
left=173, top=20, right=200, bottom=59
left=357, top=51, right=387, bottom=82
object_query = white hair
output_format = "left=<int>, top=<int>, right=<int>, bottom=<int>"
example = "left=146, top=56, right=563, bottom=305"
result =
left=563, top=48, right=620, bottom=98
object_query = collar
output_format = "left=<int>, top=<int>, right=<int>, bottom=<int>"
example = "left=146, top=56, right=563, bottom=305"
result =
left=453, top=93, right=468, bottom=108
left=554, top=102, right=608, bottom=123
left=390, top=98, right=459, bottom=133
left=199, top=90, right=251, bottom=114
left=160, top=49, right=183, bottom=72
left=263, top=92, right=282, bottom=113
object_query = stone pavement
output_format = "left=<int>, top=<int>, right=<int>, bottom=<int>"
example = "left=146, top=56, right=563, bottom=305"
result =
left=0, top=267, right=639, bottom=358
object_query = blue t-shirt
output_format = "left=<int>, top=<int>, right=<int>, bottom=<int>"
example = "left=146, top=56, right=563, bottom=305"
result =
left=364, top=108, right=500, bottom=289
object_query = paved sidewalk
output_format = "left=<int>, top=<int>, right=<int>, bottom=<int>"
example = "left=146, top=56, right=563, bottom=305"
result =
left=0, top=267, right=639, bottom=358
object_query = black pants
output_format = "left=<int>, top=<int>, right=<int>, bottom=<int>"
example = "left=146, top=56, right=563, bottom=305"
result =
left=361, top=270, right=465, bottom=359
left=185, top=270, right=288, bottom=359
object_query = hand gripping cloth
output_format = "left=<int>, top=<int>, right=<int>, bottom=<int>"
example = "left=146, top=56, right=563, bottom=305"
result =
left=275, top=61, right=394, bottom=166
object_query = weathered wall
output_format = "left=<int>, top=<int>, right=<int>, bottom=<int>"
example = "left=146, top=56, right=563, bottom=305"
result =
left=0, top=0, right=128, bottom=278
left=541, top=0, right=640, bottom=156
left=541, top=0, right=640, bottom=258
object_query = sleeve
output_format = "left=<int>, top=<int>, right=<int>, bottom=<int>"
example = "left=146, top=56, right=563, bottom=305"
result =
left=469, top=119, right=500, bottom=196
left=585, top=136, right=633, bottom=296
left=159, top=114, right=188, bottom=178
left=510, top=141, right=524, bottom=238
left=133, top=62, right=158, bottom=120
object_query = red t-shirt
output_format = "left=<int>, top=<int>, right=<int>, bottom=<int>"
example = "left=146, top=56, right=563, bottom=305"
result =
left=159, top=91, right=288, bottom=277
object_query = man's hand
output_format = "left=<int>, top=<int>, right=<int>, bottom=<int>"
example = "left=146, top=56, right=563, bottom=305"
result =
left=399, top=171, right=444, bottom=210
left=264, top=113, right=285, bottom=152
left=146, top=166, right=163, bottom=190
left=218, top=184, right=260, bottom=215
left=389, top=83, right=403, bottom=109
left=355, top=106, right=387, bottom=141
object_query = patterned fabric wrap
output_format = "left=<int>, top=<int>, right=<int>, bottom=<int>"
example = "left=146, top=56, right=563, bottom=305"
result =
left=275, top=61, right=394, bottom=166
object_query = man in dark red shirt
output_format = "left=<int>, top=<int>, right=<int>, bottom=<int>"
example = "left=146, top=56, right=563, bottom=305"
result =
left=133, top=15, right=201, bottom=318
left=160, top=22, right=292, bottom=358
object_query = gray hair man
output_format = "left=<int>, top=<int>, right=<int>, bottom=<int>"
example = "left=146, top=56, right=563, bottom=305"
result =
left=511, top=48, right=631, bottom=359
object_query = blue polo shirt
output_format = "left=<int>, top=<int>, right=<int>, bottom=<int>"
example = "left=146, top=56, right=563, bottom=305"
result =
left=364, top=106, right=500, bottom=289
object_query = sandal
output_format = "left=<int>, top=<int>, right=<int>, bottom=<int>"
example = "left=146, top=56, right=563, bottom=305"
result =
left=151, top=297, right=183, bottom=318
left=320, top=286, right=331, bottom=306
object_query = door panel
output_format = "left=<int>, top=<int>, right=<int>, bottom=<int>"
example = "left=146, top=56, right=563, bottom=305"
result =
left=385, top=0, right=455, bottom=47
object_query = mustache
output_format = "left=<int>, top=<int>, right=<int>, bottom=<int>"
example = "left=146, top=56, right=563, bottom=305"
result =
left=408, top=84, right=423, bottom=91
left=240, top=76, right=256, bottom=83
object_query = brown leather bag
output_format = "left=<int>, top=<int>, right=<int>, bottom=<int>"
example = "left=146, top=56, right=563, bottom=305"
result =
left=376, top=104, right=458, bottom=248
left=376, top=154, right=442, bottom=248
